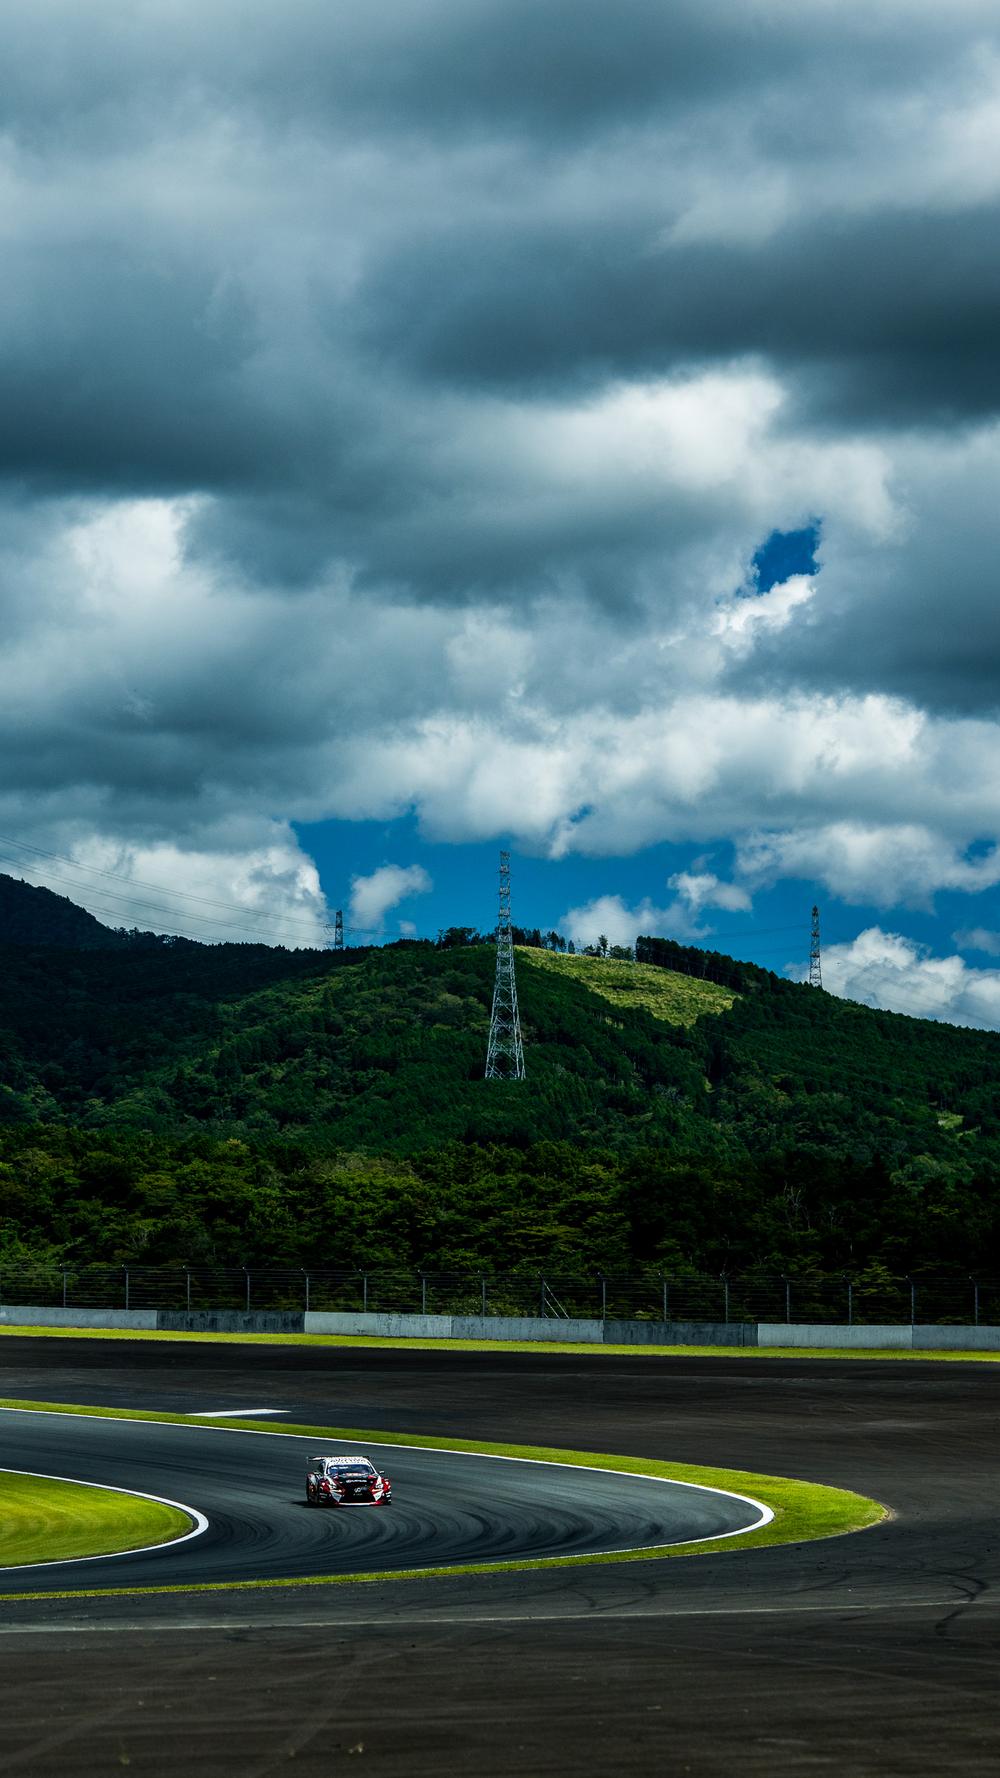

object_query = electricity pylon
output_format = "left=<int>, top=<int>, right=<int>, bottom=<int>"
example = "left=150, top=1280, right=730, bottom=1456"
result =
left=485, top=851, right=525, bottom=1079
left=333, top=909, right=344, bottom=951
left=809, top=905, right=822, bottom=988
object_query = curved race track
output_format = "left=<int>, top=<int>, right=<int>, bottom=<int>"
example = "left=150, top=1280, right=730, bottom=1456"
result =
left=2, top=1336, right=999, bottom=1778
left=0, top=1407, right=760, bottom=1590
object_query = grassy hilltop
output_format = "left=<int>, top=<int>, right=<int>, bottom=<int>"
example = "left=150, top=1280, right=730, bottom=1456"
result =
left=0, top=885, right=999, bottom=1275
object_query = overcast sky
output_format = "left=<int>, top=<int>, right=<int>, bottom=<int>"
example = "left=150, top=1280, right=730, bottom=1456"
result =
left=3, top=0, right=1000, bottom=1024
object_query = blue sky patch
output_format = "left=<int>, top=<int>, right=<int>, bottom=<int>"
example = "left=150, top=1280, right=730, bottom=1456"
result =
left=752, top=524, right=821, bottom=593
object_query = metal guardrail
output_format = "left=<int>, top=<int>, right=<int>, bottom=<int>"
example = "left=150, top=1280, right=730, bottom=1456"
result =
left=0, top=1265, right=996, bottom=1326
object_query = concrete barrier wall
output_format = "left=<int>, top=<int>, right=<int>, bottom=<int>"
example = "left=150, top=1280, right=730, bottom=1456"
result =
left=158, top=1310, right=305, bottom=1335
left=603, top=1319, right=756, bottom=1346
left=305, top=1312, right=456, bottom=1340
left=0, top=1304, right=158, bottom=1330
left=1, top=1302, right=995, bottom=1349
left=912, top=1324, right=1000, bottom=1350
left=455, top=1315, right=604, bottom=1337
left=305, top=1311, right=604, bottom=1342
left=453, top=1315, right=603, bottom=1342
left=758, top=1323, right=913, bottom=1348
left=304, top=1311, right=756, bottom=1345
left=759, top=1323, right=1000, bottom=1349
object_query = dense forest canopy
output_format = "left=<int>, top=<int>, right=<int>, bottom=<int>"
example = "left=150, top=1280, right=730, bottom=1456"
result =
left=0, top=875, right=998, bottom=1275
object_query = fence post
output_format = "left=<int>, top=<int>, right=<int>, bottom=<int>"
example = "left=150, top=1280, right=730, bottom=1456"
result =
left=540, top=1272, right=545, bottom=1318
left=304, top=1271, right=310, bottom=1314
left=124, top=1266, right=130, bottom=1312
left=600, top=1276, right=607, bottom=1321
left=63, top=1268, right=68, bottom=1309
left=420, top=1274, right=427, bottom=1316
left=362, top=1272, right=368, bottom=1314
left=245, top=1268, right=251, bottom=1314
left=846, top=1276, right=853, bottom=1326
left=784, top=1276, right=791, bottom=1325
left=662, top=1277, right=669, bottom=1324
left=972, top=1278, right=979, bottom=1327
left=185, top=1268, right=191, bottom=1313
left=721, top=1275, right=729, bottom=1324
left=481, top=1274, right=488, bottom=1318
left=909, top=1277, right=915, bottom=1326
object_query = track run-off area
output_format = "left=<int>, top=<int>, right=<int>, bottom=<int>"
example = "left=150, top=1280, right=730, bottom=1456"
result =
left=1, top=1331, right=998, bottom=1776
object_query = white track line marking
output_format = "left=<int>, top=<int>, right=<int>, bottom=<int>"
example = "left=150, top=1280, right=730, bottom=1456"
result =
left=0, top=1406, right=774, bottom=1553
left=0, top=1466, right=208, bottom=1572
left=191, top=1409, right=286, bottom=1417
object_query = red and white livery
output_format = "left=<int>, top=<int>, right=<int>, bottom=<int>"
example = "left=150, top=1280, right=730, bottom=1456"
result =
left=306, top=1454, right=393, bottom=1506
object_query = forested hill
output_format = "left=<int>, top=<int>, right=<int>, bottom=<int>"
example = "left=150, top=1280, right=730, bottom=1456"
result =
left=0, top=872, right=126, bottom=949
left=1, top=906, right=999, bottom=1273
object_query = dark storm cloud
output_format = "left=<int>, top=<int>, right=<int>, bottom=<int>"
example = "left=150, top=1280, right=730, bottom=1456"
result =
left=0, top=7, right=993, bottom=640
left=0, top=244, right=266, bottom=492
left=2, top=0, right=1000, bottom=944
left=358, top=205, right=1000, bottom=423
left=0, top=0, right=995, bottom=563
left=0, top=1, right=956, bottom=146
left=724, top=432, right=1000, bottom=718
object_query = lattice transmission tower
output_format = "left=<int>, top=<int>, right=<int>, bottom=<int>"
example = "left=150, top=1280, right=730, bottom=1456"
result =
left=485, top=850, right=525, bottom=1079
left=809, top=904, right=822, bottom=988
left=333, top=909, right=344, bottom=952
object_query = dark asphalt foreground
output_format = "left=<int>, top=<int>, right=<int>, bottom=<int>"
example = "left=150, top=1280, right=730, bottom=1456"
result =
left=1, top=1337, right=999, bottom=1776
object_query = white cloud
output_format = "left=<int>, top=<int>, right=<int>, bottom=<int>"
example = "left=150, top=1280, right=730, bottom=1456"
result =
left=558, top=894, right=674, bottom=951
left=348, top=864, right=432, bottom=933
left=795, top=926, right=1000, bottom=1030
left=713, top=574, right=817, bottom=650
left=667, top=870, right=752, bottom=916
left=4, top=829, right=330, bottom=948
left=560, top=866, right=751, bottom=952
left=330, top=691, right=1000, bottom=905
left=954, top=927, right=1000, bottom=956
left=5, top=482, right=1000, bottom=926
left=738, top=823, right=1000, bottom=908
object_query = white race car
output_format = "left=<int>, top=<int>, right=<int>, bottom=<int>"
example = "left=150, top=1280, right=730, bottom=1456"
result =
left=306, top=1454, right=393, bottom=1506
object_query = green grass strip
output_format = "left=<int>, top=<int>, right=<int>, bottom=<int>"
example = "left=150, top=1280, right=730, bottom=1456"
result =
left=0, top=1467, right=193, bottom=1567
left=0, top=1323, right=997, bottom=1360
left=0, top=1397, right=886, bottom=1602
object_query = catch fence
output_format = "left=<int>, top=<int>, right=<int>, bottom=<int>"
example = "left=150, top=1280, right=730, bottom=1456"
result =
left=0, top=1265, right=997, bottom=1326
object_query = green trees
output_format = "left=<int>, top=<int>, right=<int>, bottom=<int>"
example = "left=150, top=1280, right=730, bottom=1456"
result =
left=0, top=930, right=998, bottom=1273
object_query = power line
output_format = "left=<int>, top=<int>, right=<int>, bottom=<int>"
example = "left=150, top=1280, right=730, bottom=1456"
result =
left=669, top=921, right=810, bottom=942
left=2, top=852, right=430, bottom=947
left=0, top=833, right=443, bottom=947
left=0, top=855, right=328, bottom=944
left=0, top=829, right=862, bottom=961
left=0, top=833, right=336, bottom=939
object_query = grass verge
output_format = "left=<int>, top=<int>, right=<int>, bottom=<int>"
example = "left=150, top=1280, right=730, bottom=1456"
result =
left=0, top=1397, right=886, bottom=1601
left=0, top=1467, right=193, bottom=1568
left=0, top=1323, right=997, bottom=1360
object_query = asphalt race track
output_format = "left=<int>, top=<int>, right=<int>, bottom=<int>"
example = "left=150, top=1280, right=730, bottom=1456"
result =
left=2, top=1335, right=999, bottom=1776
left=0, top=1409, right=758, bottom=1590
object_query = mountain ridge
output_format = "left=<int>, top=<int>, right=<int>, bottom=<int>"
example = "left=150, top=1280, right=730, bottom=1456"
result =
left=0, top=871, right=998, bottom=1275
left=0, top=871, right=128, bottom=950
